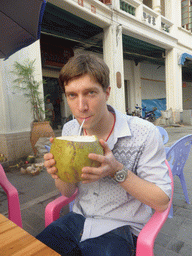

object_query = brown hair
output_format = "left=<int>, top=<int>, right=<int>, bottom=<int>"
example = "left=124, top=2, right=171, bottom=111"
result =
left=58, top=53, right=110, bottom=93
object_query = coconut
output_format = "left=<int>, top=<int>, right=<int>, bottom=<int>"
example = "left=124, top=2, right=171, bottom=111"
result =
left=50, top=135, right=103, bottom=183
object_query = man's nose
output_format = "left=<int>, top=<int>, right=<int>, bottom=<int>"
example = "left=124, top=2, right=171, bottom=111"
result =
left=77, top=96, right=88, bottom=112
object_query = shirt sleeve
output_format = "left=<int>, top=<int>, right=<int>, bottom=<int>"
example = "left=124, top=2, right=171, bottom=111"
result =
left=137, top=125, right=172, bottom=199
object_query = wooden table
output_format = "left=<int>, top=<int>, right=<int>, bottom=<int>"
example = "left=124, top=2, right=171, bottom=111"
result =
left=0, top=214, right=60, bottom=255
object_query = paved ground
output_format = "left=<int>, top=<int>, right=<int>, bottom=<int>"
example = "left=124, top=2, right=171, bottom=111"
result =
left=1, top=125, right=192, bottom=255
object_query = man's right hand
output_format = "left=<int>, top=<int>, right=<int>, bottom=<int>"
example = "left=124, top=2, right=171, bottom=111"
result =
left=44, top=137, right=58, bottom=179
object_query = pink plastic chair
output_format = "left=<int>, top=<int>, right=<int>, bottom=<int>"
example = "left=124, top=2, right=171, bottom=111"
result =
left=136, top=160, right=173, bottom=255
left=45, top=160, right=173, bottom=256
left=0, top=164, right=22, bottom=228
left=45, top=188, right=78, bottom=227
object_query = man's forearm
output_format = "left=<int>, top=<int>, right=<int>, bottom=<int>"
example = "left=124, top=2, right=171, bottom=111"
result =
left=55, top=178, right=77, bottom=198
left=120, top=169, right=170, bottom=212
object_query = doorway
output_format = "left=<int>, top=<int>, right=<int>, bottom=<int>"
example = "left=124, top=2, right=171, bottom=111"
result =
left=43, top=77, right=63, bottom=129
left=124, top=80, right=131, bottom=114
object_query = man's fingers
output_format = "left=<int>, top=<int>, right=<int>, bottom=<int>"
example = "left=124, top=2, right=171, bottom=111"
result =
left=99, top=139, right=111, bottom=154
left=50, top=137, right=54, bottom=143
left=88, top=153, right=106, bottom=163
left=47, top=166, right=57, bottom=174
left=51, top=173, right=59, bottom=179
left=44, top=158, right=55, bottom=168
left=44, top=153, right=54, bottom=160
left=82, top=165, right=108, bottom=177
left=81, top=173, right=100, bottom=183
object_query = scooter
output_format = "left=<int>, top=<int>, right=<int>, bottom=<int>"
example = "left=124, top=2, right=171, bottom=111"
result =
left=132, top=105, right=157, bottom=122
left=131, top=104, right=143, bottom=118
left=143, top=107, right=157, bottom=122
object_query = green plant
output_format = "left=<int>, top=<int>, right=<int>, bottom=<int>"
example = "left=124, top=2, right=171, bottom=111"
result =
left=12, top=59, right=47, bottom=122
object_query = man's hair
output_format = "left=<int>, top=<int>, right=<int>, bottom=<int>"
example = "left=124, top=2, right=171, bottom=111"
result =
left=58, top=53, right=110, bottom=93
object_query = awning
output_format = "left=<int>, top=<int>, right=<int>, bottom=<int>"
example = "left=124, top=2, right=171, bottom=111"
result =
left=179, top=52, right=192, bottom=65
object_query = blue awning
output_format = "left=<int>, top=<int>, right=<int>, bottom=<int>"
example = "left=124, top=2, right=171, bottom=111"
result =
left=179, top=52, right=192, bottom=65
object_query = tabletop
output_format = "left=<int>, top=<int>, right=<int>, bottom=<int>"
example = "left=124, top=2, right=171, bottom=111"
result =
left=0, top=214, right=60, bottom=255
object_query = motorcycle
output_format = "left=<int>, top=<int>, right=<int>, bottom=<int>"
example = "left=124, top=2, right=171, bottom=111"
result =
left=131, top=104, right=142, bottom=118
left=132, top=104, right=157, bottom=122
left=143, top=106, right=157, bottom=122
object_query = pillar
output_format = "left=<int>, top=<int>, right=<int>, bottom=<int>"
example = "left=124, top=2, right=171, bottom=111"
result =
left=152, top=0, right=161, bottom=14
left=165, top=48, right=183, bottom=123
left=133, top=62, right=142, bottom=107
left=103, top=23, right=125, bottom=113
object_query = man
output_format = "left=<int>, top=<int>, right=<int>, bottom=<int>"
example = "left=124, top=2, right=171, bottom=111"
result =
left=45, top=97, right=55, bottom=127
left=37, top=53, right=171, bottom=256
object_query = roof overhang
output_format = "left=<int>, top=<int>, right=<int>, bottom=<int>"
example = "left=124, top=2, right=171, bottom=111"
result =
left=41, top=2, right=165, bottom=65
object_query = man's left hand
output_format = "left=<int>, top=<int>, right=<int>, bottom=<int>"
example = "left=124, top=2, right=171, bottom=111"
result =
left=81, top=139, right=123, bottom=184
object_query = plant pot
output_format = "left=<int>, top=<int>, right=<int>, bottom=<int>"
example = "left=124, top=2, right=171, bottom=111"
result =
left=30, top=121, right=55, bottom=155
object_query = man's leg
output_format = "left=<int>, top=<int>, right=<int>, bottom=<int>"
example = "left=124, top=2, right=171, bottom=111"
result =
left=36, top=212, right=85, bottom=256
left=79, top=226, right=136, bottom=256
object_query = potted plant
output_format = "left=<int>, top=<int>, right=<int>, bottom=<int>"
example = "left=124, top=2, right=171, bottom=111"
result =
left=12, top=59, right=55, bottom=155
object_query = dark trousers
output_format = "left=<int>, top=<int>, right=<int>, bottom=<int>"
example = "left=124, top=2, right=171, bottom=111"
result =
left=36, top=212, right=137, bottom=256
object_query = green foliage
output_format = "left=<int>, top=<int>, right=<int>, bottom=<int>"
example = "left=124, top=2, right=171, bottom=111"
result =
left=12, top=59, right=46, bottom=122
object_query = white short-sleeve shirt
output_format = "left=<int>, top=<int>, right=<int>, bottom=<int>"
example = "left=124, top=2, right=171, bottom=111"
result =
left=62, top=106, right=172, bottom=240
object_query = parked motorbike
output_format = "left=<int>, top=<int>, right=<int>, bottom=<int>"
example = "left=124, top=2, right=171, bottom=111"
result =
left=143, top=107, right=157, bottom=122
left=131, top=104, right=142, bottom=118
left=132, top=104, right=157, bottom=122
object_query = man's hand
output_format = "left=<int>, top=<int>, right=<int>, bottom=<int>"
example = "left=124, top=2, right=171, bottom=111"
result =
left=81, top=139, right=123, bottom=184
left=44, top=137, right=58, bottom=179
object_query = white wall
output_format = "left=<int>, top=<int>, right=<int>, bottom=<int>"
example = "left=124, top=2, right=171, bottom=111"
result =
left=1, top=40, right=43, bottom=133
left=140, top=63, right=166, bottom=100
left=0, top=60, right=6, bottom=133
left=183, top=82, right=192, bottom=110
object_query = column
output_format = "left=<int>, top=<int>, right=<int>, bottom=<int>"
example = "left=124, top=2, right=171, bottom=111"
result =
left=103, top=23, right=125, bottom=114
left=152, top=0, right=161, bottom=14
left=164, top=0, right=181, bottom=32
left=165, top=48, right=183, bottom=123
left=133, top=62, right=142, bottom=107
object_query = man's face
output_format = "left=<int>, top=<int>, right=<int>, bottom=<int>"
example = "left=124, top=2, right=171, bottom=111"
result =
left=65, top=74, right=110, bottom=131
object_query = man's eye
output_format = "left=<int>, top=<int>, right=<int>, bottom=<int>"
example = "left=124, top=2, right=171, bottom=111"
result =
left=89, top=91, right=95, bottom=95
left=68, top=94, right=75, bottom=98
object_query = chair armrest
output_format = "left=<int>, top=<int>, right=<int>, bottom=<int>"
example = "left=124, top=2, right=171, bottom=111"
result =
left=0, top=165, right=22, bottom=228
left=136, top=208, right=170, bottom=256
left=7, top=184, right=23, bottom=228
left=136, top=160, right=173, bottom=256
left=45, top=189, right=78, bottom=227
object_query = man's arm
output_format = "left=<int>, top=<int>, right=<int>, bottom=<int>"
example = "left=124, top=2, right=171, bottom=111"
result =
left=81, top=139, right=170, bottom=212
left=120, top=169, right=170, bottom=212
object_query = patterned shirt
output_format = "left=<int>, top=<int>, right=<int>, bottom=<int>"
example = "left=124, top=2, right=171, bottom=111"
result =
left=61, top=106, right=172, bottom=240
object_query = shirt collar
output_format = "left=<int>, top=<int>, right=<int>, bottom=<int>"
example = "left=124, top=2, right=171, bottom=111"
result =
left=73, top=105, right=132, bottom=150
left=107, top=105, right=132, bottom=150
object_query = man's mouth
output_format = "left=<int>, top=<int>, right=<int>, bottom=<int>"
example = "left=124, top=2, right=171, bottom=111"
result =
left=79, top=116, right=92, bottom=121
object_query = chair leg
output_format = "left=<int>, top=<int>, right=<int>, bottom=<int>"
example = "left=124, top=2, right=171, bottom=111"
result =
left=168, top=204, right=173, bottom=218
left=179, top=173, right=190, bottom=204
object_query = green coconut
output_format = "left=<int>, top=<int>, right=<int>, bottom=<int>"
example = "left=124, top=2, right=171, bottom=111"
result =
left=50, top=135, right=104, bottom=183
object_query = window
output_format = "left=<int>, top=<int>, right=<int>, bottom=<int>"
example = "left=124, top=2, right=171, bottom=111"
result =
left=181, top=0, right=192, bottom=31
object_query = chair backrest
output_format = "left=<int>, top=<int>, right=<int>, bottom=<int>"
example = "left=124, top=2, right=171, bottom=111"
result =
left=136, top=160, right=174, bottom=256
left=166, top=134, right=192, bottom=176
left=0, top=164, right=22, bottom=228
left=156, top=126, right=169, bottom=145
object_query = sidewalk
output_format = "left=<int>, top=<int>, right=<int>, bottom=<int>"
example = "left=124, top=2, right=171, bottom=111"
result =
left=154, top=125, right=192, bottom=256
left=1, top=125, right=192, bottom=255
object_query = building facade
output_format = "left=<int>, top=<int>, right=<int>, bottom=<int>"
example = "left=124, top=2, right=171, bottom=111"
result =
left=1, top=0, right=192, bottom=161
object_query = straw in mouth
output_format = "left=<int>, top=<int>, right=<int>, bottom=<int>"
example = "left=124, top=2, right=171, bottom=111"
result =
left=78, top=119, right=85, bottom=136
